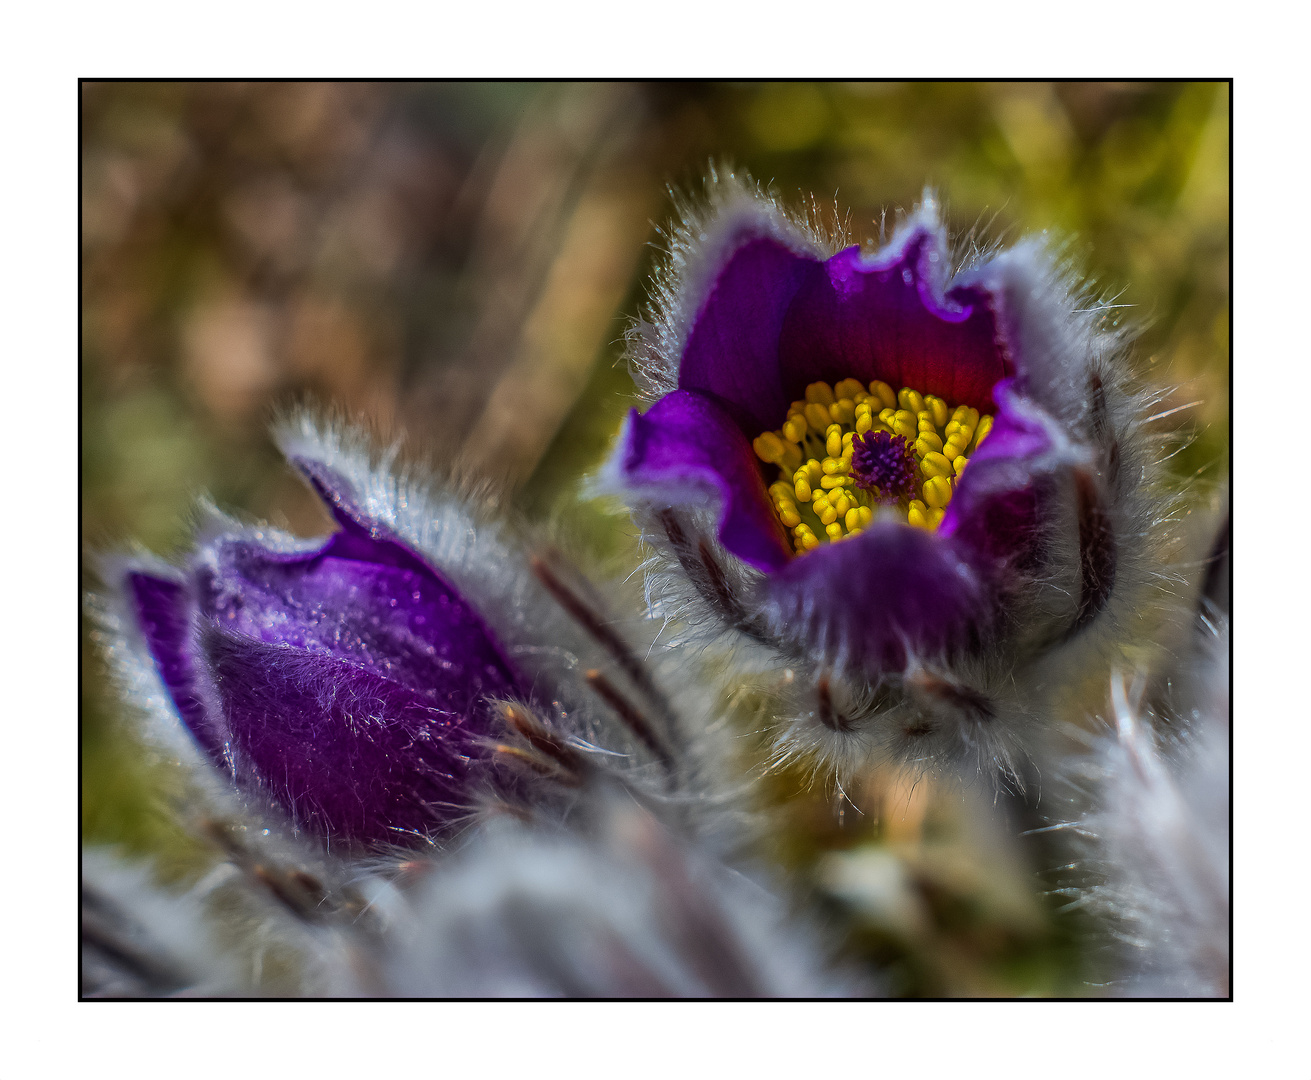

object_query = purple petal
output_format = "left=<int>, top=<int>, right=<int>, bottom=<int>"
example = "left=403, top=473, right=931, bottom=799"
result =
left=201, top=626, right=490, bottom=845
left=215, top=456, right=529, bottom=702
left=677, top=237, right=816, bottom=433
left=939, top=384, right=1054, bottom=565
left=777, top=233, right=1008, bottom=413
left=764, top=520, right=990, bottom=672
left=618, top=391, right=792, bottom=573
left=197, top=536, right=521, bottom=707
left=124, top=570, right=227, bottom=762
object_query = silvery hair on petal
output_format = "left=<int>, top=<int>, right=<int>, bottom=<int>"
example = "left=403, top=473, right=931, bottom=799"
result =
left=377, top=796, right=864, bottom=998
left=82, top=848, right=240, bottom=997
left=628, top=166, right=842, bottom=405
left=81, top=838, right=389, bottom=997
left=82, top=792, right=863, bottom=998
left=1053, top=616, right=1229, bottom=997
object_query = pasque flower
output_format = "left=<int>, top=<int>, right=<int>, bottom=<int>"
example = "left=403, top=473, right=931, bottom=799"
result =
left=114, top=453, right=532, bottom=847
left=102, top=417, right=696, bottom=848
left=609, top=173, right=1168, bottom=777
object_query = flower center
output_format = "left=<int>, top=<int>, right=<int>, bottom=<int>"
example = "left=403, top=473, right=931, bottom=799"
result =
left=752, top=378, right=994, bottom=555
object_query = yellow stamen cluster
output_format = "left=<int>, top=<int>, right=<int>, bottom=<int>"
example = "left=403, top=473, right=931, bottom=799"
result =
left=752, top=378, right=994, bottom=555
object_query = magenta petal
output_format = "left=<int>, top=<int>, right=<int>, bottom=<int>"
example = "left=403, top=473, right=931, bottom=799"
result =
left=678, top=237, right=816, bottom=433
left=777, top=233, right=1007, bottom=412
left=619, top=391, right=792, bottom=573
left=765, top=521, right=990, bottom=672
left=202, top=627, right=489, bottom=845
left=124, top=570, right=227, bottom=762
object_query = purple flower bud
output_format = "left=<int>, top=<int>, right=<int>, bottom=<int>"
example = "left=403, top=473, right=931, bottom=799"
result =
left=116, top=453, right=532, bottom=848
left=607, top=173, right=1172, bottom=778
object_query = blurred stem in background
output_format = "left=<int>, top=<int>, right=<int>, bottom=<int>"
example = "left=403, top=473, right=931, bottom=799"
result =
left=81, top=81, right=1228, bottom=995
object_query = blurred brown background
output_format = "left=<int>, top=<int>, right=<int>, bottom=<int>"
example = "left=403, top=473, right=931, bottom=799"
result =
left=81, top=81, right=1229, bottom=995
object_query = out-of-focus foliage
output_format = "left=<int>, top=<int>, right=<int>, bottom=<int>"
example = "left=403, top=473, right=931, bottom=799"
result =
left=81, top=81, right=1228, bottom=997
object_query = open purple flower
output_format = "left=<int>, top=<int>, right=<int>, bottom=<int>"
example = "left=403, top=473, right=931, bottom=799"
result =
left=115, top=449, right=533, bottom=848
left=610, top=175, right=1162, bottom=775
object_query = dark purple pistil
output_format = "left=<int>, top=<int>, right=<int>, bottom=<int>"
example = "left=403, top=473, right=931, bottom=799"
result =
left=851, top=431, right=917, bottom=502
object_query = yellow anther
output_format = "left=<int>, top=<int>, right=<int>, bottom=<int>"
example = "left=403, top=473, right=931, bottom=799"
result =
left=842, top=431, right=856, bottom=448
left=925, top=395, right=949, bottom=429
left=844, top=507, right=863, bottom=531
left=855, top=413, right=874, bottom=435
left=970, top=414, right=993, bottom=450
left=834, top=493, right=852, bottom=516
left=942, top=433, right=970, bottom=462
left=825, top=425, right=843, bottom=459
left=869, top=380, right=897, bottom=410
left=769, top=481, right=793, bottom=502
left=946, top=412, right=976, bottom=436
left=752, top=432, right=787, bottom=464
left=919, top=451, right=952, bottom=479
left=917, top=410, right=935, bottom=429
left=780, top=443, right=802, bottom=474
left=928, top=507, right=945, bottom=528
left=830, top=399, right=856, bottom=425
left=825, top=521, right=844, bottom=542
left=907, top=500, right=930, bottom=529
left=811, top=491, right=829, bottom=513
left=800, top=531, right=820, bottom=551
left=878, top=407, right=896, bottom=427
left=944, top=419, right=973, bottom=442
left=805, top=382, right=835, bottom=406
left=923, top=475, right=953, bottom=508
left=821, top=456, right=848, bottom=476
left=898, top=388, right=925, bottom=414
left=818, top=503, right=839, bottom=526
left=951, top=405, right=971, bottom=424
left=819, top=474, right=850, bottom=489
left=804, top=402, right=831, bottom=432
left=952, top=454, right=968, bottom=477
left=858, top=505, right=873, bottom=527
left=779, top=506, right=801, bottom=528
left=782, top=415, right=808, bottom=443
left=915, top=432, right=943, bottom=455
left=803, top=459, right=823, bottom=483
left=834, top=378, right=866, bottom=401
left=891, top=411, right=917, bottom=439
left=793, top=475, right=812, bottom=502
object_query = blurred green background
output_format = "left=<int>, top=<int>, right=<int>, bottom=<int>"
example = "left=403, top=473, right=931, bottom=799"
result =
left=81, top=81, right=1229, bottom=996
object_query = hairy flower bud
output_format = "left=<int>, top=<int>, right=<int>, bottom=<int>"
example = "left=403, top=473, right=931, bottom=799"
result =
left=113, top=456, right=532, bottom=846
left=97, top=416, right=705, bottom=849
